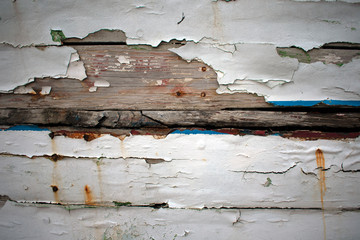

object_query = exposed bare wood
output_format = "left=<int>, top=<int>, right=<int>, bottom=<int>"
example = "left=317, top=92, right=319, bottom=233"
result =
left=63, top=30, right=127, bottom=44
left=277, top=47, right=360, bottom=64
left=1, top=109, right=359, bottom=129
left=142, top=110, right=360, bottom=129
left=0, top=109, right=161, bottom=128
left=0, top=45, right=270, bottom=110
left=2, top=45, right=359, bottom=111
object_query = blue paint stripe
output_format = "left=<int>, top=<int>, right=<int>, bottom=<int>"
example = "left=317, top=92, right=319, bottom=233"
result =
left=269, top=100, right=360, bottom=107
left=3, top=125, right=49, bottom=131
left=171, top=130, right=229, bottom=135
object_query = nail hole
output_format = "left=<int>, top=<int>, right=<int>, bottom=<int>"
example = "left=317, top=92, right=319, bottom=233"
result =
left=51, top=185, right=58, bottom=192
left=201, top=66, right=207, bottom=72
left=201, top=92, right=206, bottom=97
left=176, top=91, right=182, bottom=96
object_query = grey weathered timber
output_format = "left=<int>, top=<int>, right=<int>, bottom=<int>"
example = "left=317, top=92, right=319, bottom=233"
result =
left=1, top=109, right=359, bottom=129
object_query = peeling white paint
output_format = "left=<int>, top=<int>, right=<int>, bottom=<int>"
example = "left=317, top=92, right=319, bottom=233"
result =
left=1, top=130, right=359, bottom=173
left=0, top=130, right=359, bottom=208
left=0, top=0, right=359, bottom=50
left=0, top=201, right=360, bottom=240
left=116, top=55, right=131, bottom=64
left=65, top=53, right=87, bottom=80
left=13, top=86, right=36, bottom=95
left=0, top=154, right=359, bottom=209
left=220, top=59, right=360, bottom=101
left=170, top=42, right=299, bottom=85
left=88, top=86, right=97, bottom=92
left=0, top=45, right=86, bottom=92
left=40, top=86, right=51, bottom=95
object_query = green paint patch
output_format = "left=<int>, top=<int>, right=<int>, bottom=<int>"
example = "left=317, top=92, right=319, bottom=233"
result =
left=351, top=27, right=356, bottom=31
left=63, top=205, right=96, bottom=211
left=50, top=29, right=66, bottom=43
left=113, top=201, right=132, bottom=207
left=264, top=177, right=272, bottom=187
left=277, top=48, right=311, bottom=63
left=336, top=63, right=344, bottom=67
left=321, top=19, right=341, bottom=25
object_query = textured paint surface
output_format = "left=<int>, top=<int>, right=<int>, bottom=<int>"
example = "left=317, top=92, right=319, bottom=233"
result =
left=219, top=59, right=360, bottom=102
left=0, top=201, right=360, bottom=240
left=1, top=0, right=359, bottom=238
left=0, top=130, right=359, bottom=209
left=0, top=45, right=86, bottom=92
left=1, top=0, right=359, bottom=49
left=0, top=0, right=359, bottom=102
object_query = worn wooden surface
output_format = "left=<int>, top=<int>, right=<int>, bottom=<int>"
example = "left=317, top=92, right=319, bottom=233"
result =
left=0, top=45, right=269, bottom=110
left=1, top=109, right=359, bottom=129
left=1, top=45, right=359, bottom=111
left=0, top=44, right=359, bottom=130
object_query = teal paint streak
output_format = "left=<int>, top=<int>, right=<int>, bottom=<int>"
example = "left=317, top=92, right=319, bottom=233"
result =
left=2, top=125, right=49, bottom=131
left=269, top=100, right=360, bottom=107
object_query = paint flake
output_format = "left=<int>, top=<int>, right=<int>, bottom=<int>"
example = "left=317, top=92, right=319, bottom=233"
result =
left=0, top=45, right=86, bottom=92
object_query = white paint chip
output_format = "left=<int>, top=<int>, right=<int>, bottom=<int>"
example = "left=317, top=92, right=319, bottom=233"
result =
left=116, top=55, right=131, bottom=64
left=89, top=86, right=97, bottom=92
left=40, top=86, right=51, bottom=95
left=13, top=86, right=36, bottom=95
left=94, top=80, right=110, bottom=88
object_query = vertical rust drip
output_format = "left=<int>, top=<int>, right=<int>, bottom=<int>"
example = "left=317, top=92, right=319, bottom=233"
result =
left=96, top=162, right=104, bottom=205
left=315, top=148, right=326, bottom=240
left=52, top=161, right=59, bottom=203
left=84, top=185, right=94, bottom=205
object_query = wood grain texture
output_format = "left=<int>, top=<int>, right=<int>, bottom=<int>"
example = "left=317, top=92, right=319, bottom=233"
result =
left=1, top=109, right=359, bottom=129
left=1, top=45, right=359, bottom=111
left=0, top=45, right=270, bottom=110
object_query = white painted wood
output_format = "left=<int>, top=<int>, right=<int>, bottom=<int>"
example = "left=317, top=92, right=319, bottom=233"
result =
left=0, top=201, right=359, bottom=240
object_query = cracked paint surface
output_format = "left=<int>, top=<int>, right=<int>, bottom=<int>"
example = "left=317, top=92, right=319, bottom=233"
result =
left=0, top=0, right=359, bottom=102
left=0, top=201, right=360, bottom=240
left=0, top=45, right=86, bottom=92
left=0, top=130, right=359, bottom=209
left=1, top=0, right=359, bottom=48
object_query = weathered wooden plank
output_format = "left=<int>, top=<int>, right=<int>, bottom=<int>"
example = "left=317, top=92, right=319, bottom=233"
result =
left=0, top=45, right=269, bottom=110
left=1, top=45, right=359, bottom=111
left=142, top=110, right=360, bottom=129
left=0, top=109, right=161, bottom=128
left=1, top=109, right=360, bottom=129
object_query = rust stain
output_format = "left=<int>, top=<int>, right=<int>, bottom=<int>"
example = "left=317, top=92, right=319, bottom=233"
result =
left=118, top=135, right=127, bottom=141
left=284, top=131, right=360, bottom=140
left=152, top=135, right=167, bottom=139
left=51, top=138, right=57, bottom=155
left=316, top=149, right=327, bottom=205
left=47, top=154, right=63, bottom=162
left=96, top=162, right=104, bottom=204
left=200, top=92, right=206, bottom=97
left=52, top=161, right=60, bottom=203
left=315, top=148, right=327, bottom=240
left=84, top=185, right=94, bottom=205
left=120, top=139, right=127, bottom=158
left=50, top=131, right=102, bottom=141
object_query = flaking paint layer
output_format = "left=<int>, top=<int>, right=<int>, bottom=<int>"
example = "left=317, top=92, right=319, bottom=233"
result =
left=0, top=45, right=86, bottom=92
